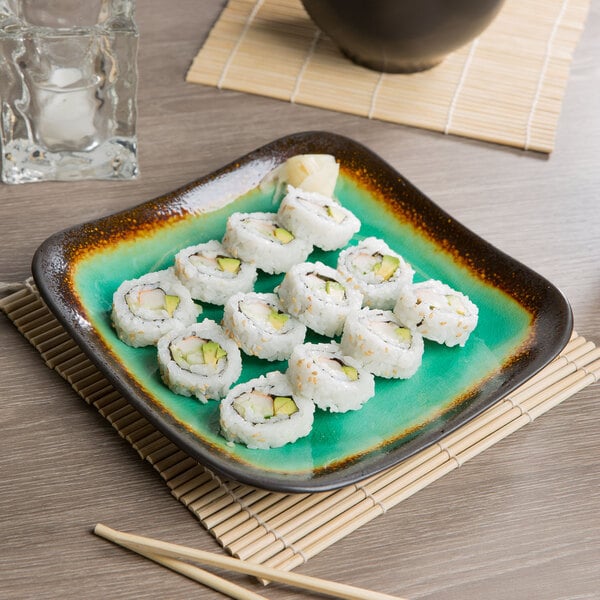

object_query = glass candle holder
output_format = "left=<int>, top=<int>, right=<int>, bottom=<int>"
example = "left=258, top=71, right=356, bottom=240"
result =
left=0, top=0, right=139, bottom=183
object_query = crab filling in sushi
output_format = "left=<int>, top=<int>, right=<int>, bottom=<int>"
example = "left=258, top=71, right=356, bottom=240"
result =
left=238, top=298, right=289, bottom=331
left=232, top=391, right=299, bottom=423
left=245, top=217, right=295, bottom=245
left=416, top=292, right=467, bottom=317
left=307, top=272, right=346, bottom=302
left=350, top=251, right=400, bottom=282
left=125, top=285, right=180, bottom=320
left=294, top=193, right=346, bottom=223
left=317, top=356, right=359, bottom=381
left=189, top=252, right=241, bottom=275
left=169, top=335, right=228, bottom=371
left=369, top=319, right=413, bottom=348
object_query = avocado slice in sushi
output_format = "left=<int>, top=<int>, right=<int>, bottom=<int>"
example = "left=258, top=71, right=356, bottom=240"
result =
left=268, top=310, right=289, bottom=330
left=325, top=280, right=346, bottom=301
left=232, top=391, right=299, bottom=421
left=395, top=326, right=413, bottom=344
left=170, top=336, right=227, bottom=367
left=127, top=287, right=180, bottom=317
left=274, top=227, right=294, bottom=244
left=201, top=340, right=228, bottom=367
left=325, top=203, right=346, bottom=223
left=374, top=254, right=400, bottom=281
left=273, top=396, right=299, bottom=416
left=341, top=365, right=359, bottom=381
left=164, top=294, right=180, bottom=316
left=217, top=256, right=241, bottom=274
left=233, top=391, right=274, bottom=420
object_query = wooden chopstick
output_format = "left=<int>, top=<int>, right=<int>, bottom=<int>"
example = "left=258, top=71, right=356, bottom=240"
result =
left=123, top=544, right=268, bottom=600
left=94, top=523, right=408, bottom=600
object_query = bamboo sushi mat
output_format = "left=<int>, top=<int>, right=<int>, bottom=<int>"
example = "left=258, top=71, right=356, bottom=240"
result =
left=186, top=0, right=591, bottom=153
left=2, top=279, right=600, bottom=572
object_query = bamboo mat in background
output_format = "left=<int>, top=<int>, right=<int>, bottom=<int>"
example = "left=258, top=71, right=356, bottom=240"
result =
left=186, top=0, right=591, bottom=153
left=2, top=281, right=599, bottom=572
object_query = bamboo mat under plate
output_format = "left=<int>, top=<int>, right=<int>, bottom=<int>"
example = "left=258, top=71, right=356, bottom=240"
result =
left=2, top=280, right=599, bottom=572
left=186, top=0, right=591, bottom=153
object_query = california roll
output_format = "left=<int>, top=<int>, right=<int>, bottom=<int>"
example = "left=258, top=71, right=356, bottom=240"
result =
left=219, top=371, right=314, bottom=449
left=337, top=237, right=414, bottom=309
left=276, top=261, right=363, bottom=337
left=222, top=212, right=312, bottom=275
left=174, top=240, right=257, bottom=305
left=157, top=320, right=242, bottom=402
left=340, top=307, right=424, bottom=379
left=111, top=269, right=201, bottom=347
left=393, top=279, right=479, bottom=347
left=222, top=292, right=306, bottom=361
left=287, top=342, right=375, bottom=413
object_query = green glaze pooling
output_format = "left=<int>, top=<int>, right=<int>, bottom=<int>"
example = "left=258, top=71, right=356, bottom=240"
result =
left=72, top=175, right=531, bottom=475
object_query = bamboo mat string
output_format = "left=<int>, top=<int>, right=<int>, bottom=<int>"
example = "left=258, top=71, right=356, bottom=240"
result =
left=524, top=0, right=570, bottom=150
left=444, top=38, right=479, bottom=135
left=290, top=29, right=321, bottom=103
left=1, top=282, right=598, bottom=574
left=368, top=73, right=385, bottom=120
left=217, top=0, right=265, bottom=89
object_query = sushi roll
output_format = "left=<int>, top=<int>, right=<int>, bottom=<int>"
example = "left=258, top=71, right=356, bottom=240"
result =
left=337, top=237, right=414, bottom=309
left=276, top=261, right=363, bottom=337
left=174, top=240, right=257, bottom=305
left=222, top=212, right=313, bottom=275
left=219, top=371, right=315, bottom=449
left=222, top=292, right=306, bottom=361
left=393, top=280, right=479, bottom=347
left=260, top=153, right=339, bottom=198
left=157, top=320, right=242, bottom=402
left=287, top=342, right=375, bottom=413
left=340, top=307, right=424, bottom=379
left=276, top=185, right=360, bottom=251
left=111, top=268, right=201, bottom=347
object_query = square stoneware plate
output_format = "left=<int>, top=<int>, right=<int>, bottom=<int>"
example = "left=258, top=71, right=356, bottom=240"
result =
left=33, top=131, right=573, bottom=493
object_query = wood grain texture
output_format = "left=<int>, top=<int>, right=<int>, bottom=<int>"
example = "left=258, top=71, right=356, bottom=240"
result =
left=1, top=1, right=599, bottom=599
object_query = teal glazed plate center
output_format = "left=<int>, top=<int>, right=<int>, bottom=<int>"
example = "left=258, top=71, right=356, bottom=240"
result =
left=32, top=132, right=573, bottom=493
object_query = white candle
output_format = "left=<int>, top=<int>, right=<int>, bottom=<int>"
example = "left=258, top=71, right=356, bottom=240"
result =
left=34, top=66, right=98, bottom=149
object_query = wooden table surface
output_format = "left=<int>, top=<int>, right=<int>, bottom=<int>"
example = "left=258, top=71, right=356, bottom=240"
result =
left=2, top=1, right=599, bottom=599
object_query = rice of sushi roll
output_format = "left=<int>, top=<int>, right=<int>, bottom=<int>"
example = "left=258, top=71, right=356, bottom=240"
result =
left=260, top=153, right=339, bottom=198
left=157, top=320, right=242, bottom=402
left=219, top=371, right=314, bottom=449
left=393, top=280, right=479, bottom=347
left=222, top=212, right=313, bottom=275
left=174, top=240, right=257, bottom=305
left=337, top=237, right=414, bottom=310
left=340, top=307, right=424, bottom=379
left=276, top=261, right=363, bottom=337
left=111, top=268, right=201, bottom=347
left=287, top=342, right=375, bottom=413
left=276, top=185, right=360, bottom=251
left=222, top=292, right=306, bottom=361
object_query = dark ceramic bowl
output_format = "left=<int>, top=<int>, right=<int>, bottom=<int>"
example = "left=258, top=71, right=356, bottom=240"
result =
left=301, top=0, right=506, bottom=73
